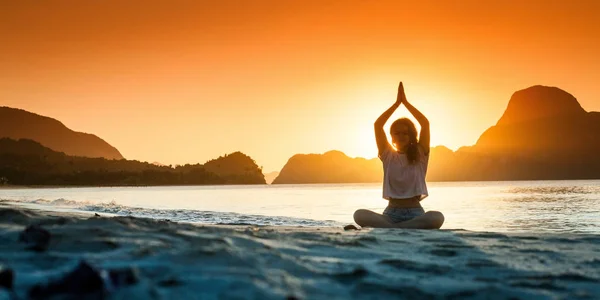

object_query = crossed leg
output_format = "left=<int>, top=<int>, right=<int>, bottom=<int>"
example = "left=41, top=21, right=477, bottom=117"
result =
left=353, top=209, right=444, bottom=229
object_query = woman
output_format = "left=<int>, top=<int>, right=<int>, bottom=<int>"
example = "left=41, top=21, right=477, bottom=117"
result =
left=353, top=82, right=444, bottom=229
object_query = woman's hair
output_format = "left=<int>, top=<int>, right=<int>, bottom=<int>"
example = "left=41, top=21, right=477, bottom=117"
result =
left=390, top=118, right=419, bottom=164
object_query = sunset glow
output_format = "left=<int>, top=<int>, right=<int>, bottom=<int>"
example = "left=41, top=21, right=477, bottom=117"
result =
left=2, top=0, right=599, bottom=172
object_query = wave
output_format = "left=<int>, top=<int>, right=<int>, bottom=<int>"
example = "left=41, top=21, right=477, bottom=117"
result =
left=508, top=185, right=600, bottom=195
left=0, top=198, right=342, bottom=227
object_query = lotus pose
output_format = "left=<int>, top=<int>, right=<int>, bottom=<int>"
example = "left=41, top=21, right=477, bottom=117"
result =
left=353, top=82, right=445, bottom=229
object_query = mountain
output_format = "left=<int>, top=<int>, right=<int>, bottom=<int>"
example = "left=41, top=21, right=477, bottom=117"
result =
left=0, top=107, right=123, bottom=160
left=203, top=152, right=266, bottom=184
left=443, top=85, right=600, bottom=180
left=475, top=85, right=598, bottom=156
left=273, top=85, right=600, bottom=183
left=0, top=138, right=265, bottom=186
left=495, top=86, right=586, bottom=126
left=272, top=151, right=380, bottom=184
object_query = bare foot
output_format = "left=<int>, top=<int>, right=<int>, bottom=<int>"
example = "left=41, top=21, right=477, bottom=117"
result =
left=343, top=224, right=361, bottom=231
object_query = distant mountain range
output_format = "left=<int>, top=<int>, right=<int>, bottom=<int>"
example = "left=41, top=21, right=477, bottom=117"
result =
left=0, top=107, right=123, bottom=160
left=273, top=85, right=600, bottom=183
left=0, top=106, right=266, bottom=185
left=4, top=85, right=599, bottom=185
left=0, top=138, right=265, bottom=186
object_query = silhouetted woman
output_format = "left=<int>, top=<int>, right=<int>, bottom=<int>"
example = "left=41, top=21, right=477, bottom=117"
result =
left=353, top=82, right=445, bottom=229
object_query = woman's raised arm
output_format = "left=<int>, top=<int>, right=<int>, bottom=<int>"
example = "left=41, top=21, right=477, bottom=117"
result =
left=374, top=82, right=403, bottom=156
left=399, top=87, right=430, bottom=153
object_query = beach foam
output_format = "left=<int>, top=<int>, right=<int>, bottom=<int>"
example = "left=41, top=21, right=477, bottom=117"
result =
left=1, top=204, right=599, bottom=299
left=0, top=198, right=341, bottom=227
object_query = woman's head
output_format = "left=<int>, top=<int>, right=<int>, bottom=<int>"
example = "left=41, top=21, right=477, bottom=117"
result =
left=390, top=118, right=419, bottom=163
left=390, top=118, right=417, bottom=149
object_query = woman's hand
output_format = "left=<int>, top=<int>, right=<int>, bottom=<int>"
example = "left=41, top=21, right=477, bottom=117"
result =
left=395, top=81, right=406, bottom=106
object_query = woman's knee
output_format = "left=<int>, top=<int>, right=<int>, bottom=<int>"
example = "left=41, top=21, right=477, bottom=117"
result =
left=353, top=209, right=371, bottom=224
left=425, top=211, right=445, bottom=228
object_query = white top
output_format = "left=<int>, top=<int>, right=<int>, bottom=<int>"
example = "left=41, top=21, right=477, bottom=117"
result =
left=380, top=146, right=429, bottom=200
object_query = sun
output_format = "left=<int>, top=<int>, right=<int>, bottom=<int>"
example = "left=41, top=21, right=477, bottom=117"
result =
left=351, top=125, right=379, bottom=159
left=340, top=79, right=455, bottom=159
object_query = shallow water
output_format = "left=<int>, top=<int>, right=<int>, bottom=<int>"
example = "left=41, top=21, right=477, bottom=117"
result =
left=1, top=180, right=599, bottom=233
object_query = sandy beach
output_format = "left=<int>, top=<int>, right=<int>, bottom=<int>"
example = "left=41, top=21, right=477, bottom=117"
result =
left=0, top=204, right=598, bottom=299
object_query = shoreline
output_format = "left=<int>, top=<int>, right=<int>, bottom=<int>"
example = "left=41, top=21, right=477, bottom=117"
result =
left=0, top=183, right=271, bottom=189
left=2, top=178, right=600, bottom=190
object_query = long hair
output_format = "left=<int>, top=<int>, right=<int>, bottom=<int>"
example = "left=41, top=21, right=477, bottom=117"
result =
left=390, top=118, right=419, bottom=164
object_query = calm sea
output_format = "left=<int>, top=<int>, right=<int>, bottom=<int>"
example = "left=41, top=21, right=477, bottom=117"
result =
left=1, top=180, right=599, bottom=233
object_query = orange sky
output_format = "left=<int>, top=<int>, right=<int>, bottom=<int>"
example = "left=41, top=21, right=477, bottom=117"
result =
left=2, top=0, right=599, bottom=172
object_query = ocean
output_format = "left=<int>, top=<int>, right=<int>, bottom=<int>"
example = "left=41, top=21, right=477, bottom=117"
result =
left=2, top=180, right=599, bottom=233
